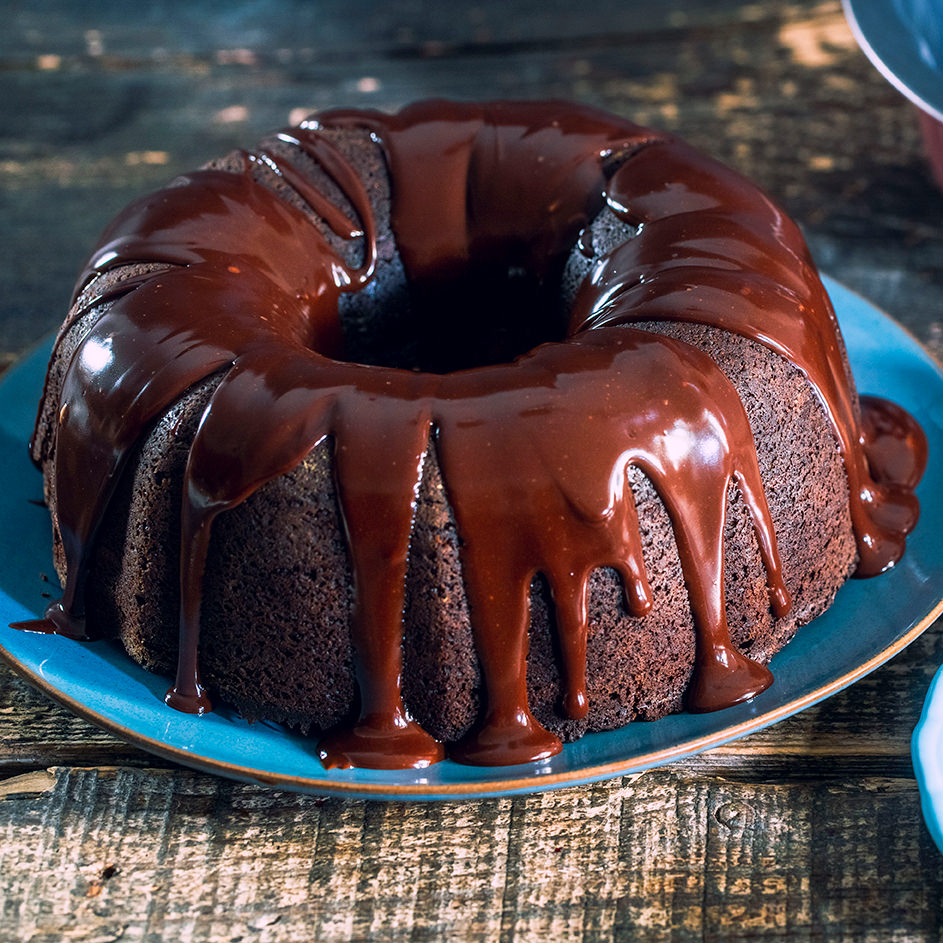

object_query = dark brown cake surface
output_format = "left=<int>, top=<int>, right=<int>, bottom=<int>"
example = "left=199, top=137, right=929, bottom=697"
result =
left=21, top=100, right=926, bottom=769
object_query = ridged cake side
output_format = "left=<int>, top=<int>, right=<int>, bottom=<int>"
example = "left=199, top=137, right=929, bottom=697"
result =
left=32, top=127, right=858, bottom=744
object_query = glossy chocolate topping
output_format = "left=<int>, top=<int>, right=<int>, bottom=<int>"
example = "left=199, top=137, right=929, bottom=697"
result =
left=17, top=100, right=926, bottom=769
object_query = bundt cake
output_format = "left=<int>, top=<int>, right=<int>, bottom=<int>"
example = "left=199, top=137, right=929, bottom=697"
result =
left=17, top=100, right=926, bottom=769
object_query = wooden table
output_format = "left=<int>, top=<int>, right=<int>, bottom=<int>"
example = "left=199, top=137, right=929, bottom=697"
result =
left=1, top=1, right=941, bottom=939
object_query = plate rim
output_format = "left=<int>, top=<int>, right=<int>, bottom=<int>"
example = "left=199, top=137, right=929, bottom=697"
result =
left=3, top=605, right=941, bottom=799
left=1, top=275, right=941, bottom=801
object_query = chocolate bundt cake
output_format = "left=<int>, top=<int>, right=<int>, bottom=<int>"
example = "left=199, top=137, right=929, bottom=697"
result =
left=20, top=100, right=926, bottom=769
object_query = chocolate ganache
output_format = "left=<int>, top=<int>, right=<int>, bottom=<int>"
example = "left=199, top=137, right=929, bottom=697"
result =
left=17, top=100, right=926, bottom=769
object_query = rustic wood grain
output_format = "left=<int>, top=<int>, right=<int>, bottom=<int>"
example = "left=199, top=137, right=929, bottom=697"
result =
left=2, top=1, right=941, bottom=363
left=2, top=0, right=942, bottom=939
left=0, top=765, right=940, bottom=943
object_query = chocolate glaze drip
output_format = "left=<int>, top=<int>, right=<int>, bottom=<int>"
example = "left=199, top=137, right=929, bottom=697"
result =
left=16, top=101, right=926, bottom=769
left=567, top=138, right=925, bottom=578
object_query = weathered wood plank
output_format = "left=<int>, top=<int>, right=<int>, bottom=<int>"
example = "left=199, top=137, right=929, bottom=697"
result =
left=1, top=2, right=941, bottom=365
left=0, top=0, right=869, bottom=63
left=0, top=766, right=939, bottom=943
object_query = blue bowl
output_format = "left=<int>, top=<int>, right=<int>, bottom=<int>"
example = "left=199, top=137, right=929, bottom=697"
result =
left=844, top=0, right=943, bottom=186
left=914, top=663, right=943, bottom=854
left=844, top=0, right=943, bottom=120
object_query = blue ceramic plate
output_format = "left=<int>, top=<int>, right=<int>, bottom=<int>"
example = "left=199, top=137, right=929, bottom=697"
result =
left=843, top=0, right=943, bottom=121
left=914, top=664, right=943, bottom=853
left=1, top=277, right=942, bottom=801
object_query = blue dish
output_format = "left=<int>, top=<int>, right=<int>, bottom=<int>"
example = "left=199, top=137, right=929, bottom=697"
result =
left=1, top=276, right=942, bottom=801
left=843, top=0, right=943, bottom=121
left=914, top=664, right=943, bottom=853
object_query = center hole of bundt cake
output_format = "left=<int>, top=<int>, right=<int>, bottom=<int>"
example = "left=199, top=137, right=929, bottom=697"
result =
left=338, top=264, right=569, bottom=373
